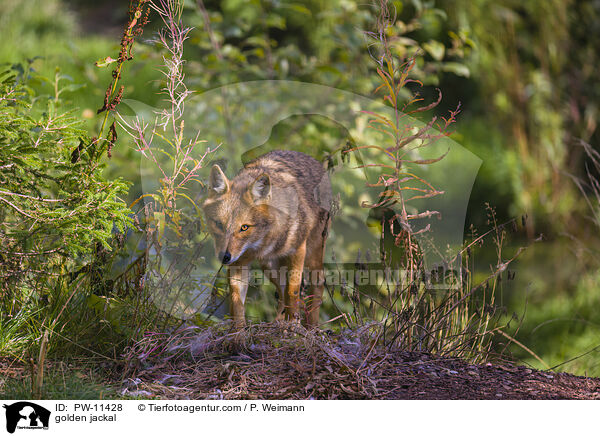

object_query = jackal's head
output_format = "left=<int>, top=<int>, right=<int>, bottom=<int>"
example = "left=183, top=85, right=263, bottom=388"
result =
left=202, top=164, right=274, bottom=265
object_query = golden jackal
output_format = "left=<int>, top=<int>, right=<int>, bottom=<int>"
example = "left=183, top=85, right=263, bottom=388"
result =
left=202, top=150, right=331, bottom=328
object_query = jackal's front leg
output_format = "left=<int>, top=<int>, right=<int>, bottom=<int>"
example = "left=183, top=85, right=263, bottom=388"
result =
left=285, top=239, right=306, bottom=322
left=228, top=265, right=249, bottom=329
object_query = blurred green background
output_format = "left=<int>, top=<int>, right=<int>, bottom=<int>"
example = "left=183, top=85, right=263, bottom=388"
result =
left=2, top=0, right=600, bottom=376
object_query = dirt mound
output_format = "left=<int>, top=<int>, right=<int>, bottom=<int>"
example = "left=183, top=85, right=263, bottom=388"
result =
left=120, top=322, right=600, bottom=400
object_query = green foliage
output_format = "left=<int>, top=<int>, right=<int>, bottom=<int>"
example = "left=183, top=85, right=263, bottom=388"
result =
left=185, top=0, right=470, bottom=94
left=0, top=65, right=131, bottom=257
left=0, top=64, right=132, bottom=357
left=443, top=0, right=588, bottom=229
left=438, top=0, right=600, bottom=375
left=1, top=0, right=599, bottom=382
left=509, top=260, right=600, bottom=377
left=1, top=363, right=118, bottom=399
left=0, top=0, right=76, bottom=62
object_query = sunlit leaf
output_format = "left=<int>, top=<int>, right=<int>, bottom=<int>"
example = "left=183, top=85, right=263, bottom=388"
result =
left=94, top=56, right=117, bottom=68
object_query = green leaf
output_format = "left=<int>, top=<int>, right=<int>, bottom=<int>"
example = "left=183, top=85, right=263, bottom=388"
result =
left=441, top=62, right=470, bottom=77
left=282, top=4, right=312, bottom=16
left=266, top=13, right=286, bottom=30
left=423, top=40, right=445, bottom=61
left=59, top=84, right=86, bottom=94
left=94, top=56, right=117, bottom=68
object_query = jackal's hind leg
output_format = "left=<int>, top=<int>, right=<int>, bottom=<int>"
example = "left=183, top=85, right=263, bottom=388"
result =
left=305, top=215, right=329, bottom=327
left=261, top=260, right=286, bottom=321
left=285, top=239, right=307, bottom=323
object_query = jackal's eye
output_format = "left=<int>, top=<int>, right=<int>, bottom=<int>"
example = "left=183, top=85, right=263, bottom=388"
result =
left=240, top=224, right=250, bottom=232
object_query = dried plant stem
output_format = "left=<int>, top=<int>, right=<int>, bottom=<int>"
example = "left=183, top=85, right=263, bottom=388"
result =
left=496, top=330, right=550, bottom=370
left=32, top=330, right=49, bottom=399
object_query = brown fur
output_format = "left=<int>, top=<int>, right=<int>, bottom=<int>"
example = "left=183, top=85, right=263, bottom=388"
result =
left=202, top=150, right=331, bottom=328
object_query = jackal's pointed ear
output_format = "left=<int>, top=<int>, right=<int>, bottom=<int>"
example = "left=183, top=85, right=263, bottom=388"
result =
left=251, top=173, right=271, bottom=201
left=209, top=164, right=229, bottom=195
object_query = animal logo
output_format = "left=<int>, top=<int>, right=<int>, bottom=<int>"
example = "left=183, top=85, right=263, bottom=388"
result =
left=202, top=150, right=331, bottom=328
left=3, top=402, right=50, bottom=434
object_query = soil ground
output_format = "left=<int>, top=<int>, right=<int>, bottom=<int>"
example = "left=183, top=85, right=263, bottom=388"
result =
left=2, top=323, right=600, bottom=400
left=4, top=323, right=597, bottom=400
